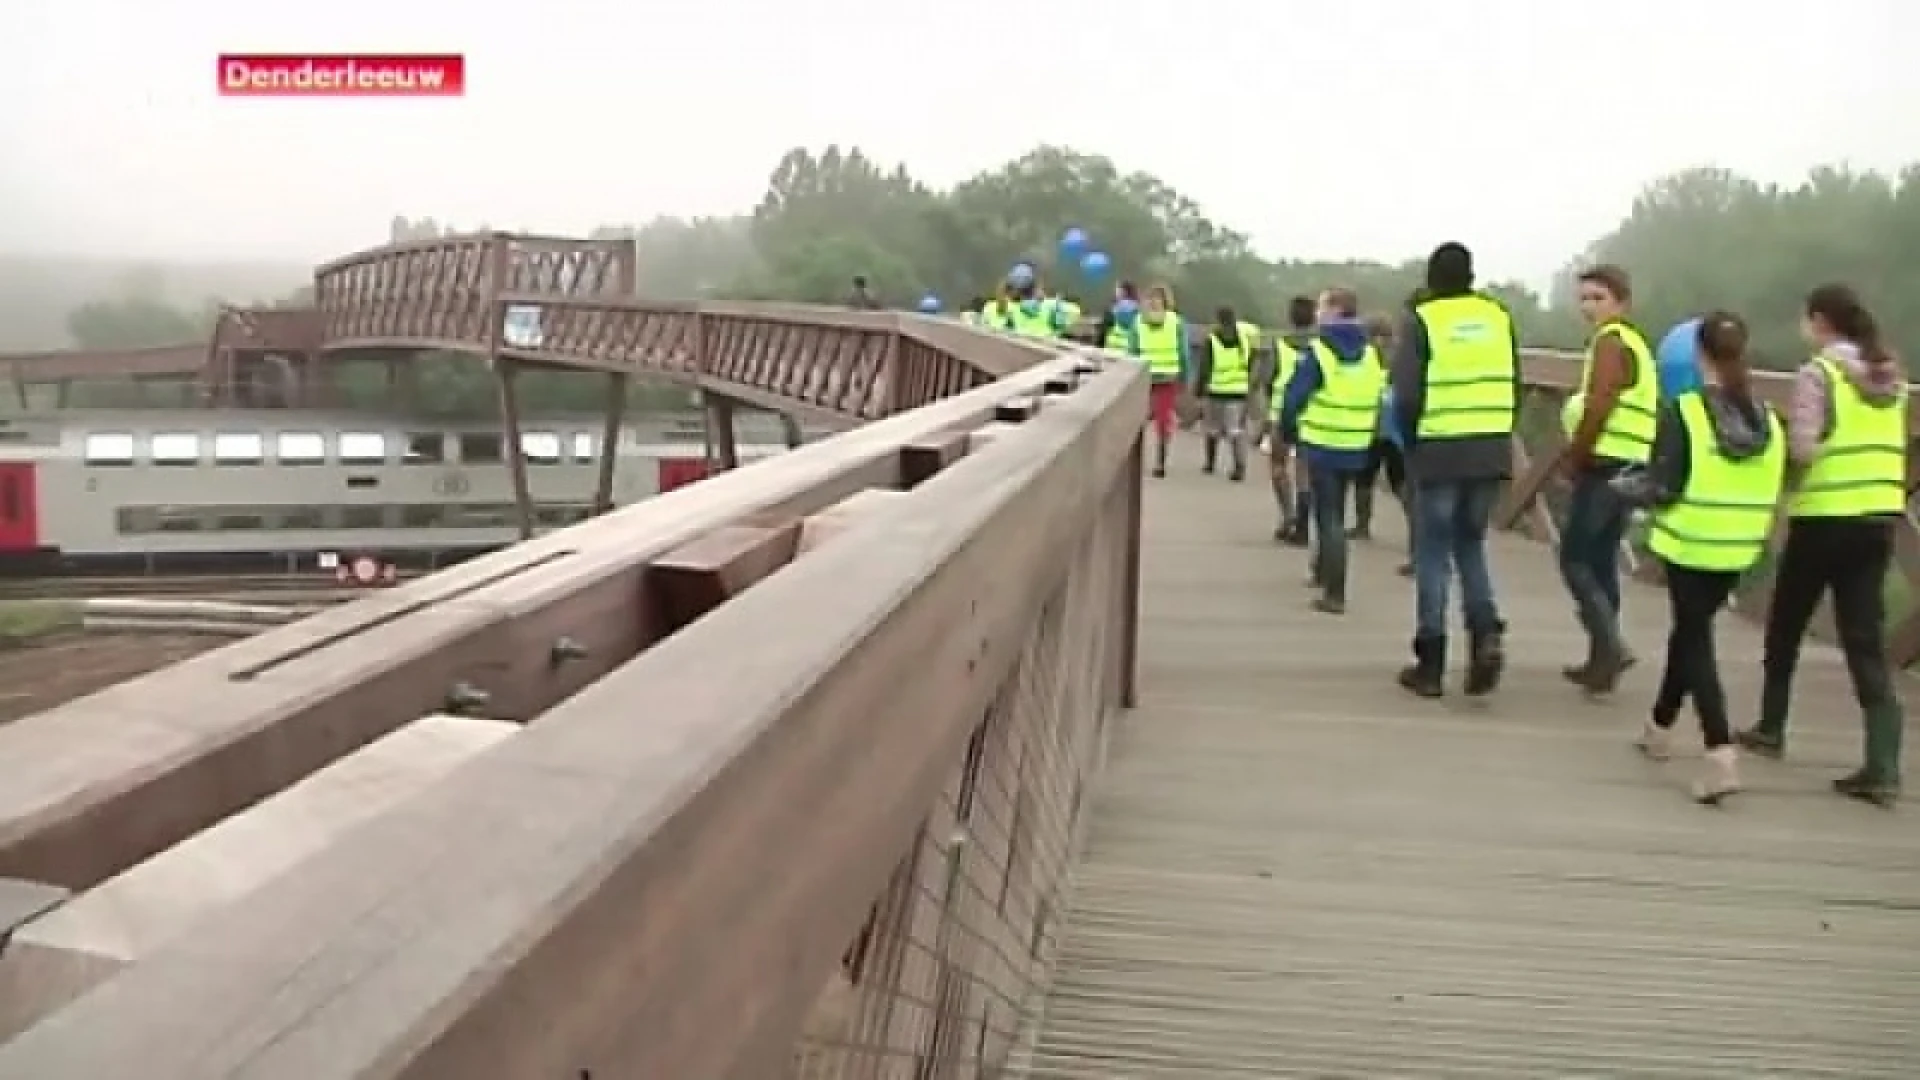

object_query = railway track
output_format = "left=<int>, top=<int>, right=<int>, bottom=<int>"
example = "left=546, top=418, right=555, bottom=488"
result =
left=0, top=574, right=417, bottom=602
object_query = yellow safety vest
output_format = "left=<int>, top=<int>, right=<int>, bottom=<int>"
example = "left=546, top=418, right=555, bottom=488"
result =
left=1206, top=329, right=1252, bottom=395
left=1137, top=315, right=1183, bottom=382
left=1412, top=294, right=1517, bottom=440
left=1647, top=392, right=1787, bottom=572
left=1005, top=298, right=1060, bottom=338
left=1269, top=334, right=1309, bottom=419
left=1104, top=322, right=1133, bottom=354
left=1565, top=320, right=1658, bottom=464
left=1299, top=341, right=1387, bottom=452
left=1791, top=355, right=1909, bottom=518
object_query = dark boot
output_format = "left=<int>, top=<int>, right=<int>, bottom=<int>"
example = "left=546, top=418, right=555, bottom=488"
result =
left=1735, top=673, right=1791, bottom=758
left=1397, top=636, right=1445, bottom=698
left=1202, top=438, right=1218, bottom=475
left=1565, top=639, right=1635, bottom=695
left=1286, top=492, right=1313, bottom=546
left=1835, top=702, right=1904, bottom=807
left=1152, top=439, right=1168, bottom=479
left=1396, top=561, right=1414, bottom=578
left=1348, top=485, right=1374, bottom=540
left=1463, top=621, right=1507, bottom=697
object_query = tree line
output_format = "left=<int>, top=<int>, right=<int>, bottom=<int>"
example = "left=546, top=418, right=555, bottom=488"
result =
left=51, top=147, right=1920, bottom=407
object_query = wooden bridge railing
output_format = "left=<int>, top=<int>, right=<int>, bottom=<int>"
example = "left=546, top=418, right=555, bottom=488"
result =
left=0, top=325, right=1145, bottom=1077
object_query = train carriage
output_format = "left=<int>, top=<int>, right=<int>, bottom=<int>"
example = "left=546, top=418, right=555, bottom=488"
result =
left=0, top=410, right=791, bottom=577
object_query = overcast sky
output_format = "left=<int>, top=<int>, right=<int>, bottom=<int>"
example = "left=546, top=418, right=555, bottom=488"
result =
left=3, top=0, right=1916, bottom=285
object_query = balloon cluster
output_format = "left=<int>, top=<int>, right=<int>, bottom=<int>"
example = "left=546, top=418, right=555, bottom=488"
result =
left=1058, top=227, right=1111, bottom=279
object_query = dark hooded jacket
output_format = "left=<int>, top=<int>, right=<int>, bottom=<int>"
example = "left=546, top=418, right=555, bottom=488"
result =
left=1280, top=317, right=1377, bottom=472
left=1621, top=385, right=1776, bottom=509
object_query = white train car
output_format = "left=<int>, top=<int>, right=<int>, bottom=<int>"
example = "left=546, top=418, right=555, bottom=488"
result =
left=0, top=410, right=788, bottom=576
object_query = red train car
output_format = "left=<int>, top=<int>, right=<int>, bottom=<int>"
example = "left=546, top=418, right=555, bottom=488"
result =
left=656, top=456, right=711, bottom=493
left=0, top=462, right=39, bottom=554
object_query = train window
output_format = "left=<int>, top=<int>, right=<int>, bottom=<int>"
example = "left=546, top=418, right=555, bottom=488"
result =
left=340, top=505, right=386, bottom=529
left=400, top=504, right=449, bottom=528
left=338, top=432, right=387, bottom=464
left=213, top=509, right=268, bottom=531
left=83, top=432, right=137, bottom=465
left=403, top=433, right=445, bottom=464
left=458, top=433, right=503, bottom=463
left=535, top=504, right=591, bottom=528
left=212, top=432, right=266, bottom=464
left=276, top=432, right=326, bottom=464
left=448, top=503, right=516, bottom=529
left=154, top=507, right=204, bottom=533
left=278, top=506, right=324, bottom=530
left=114, top=507, right=155, bottom=534
left=520, top=432, right=561, bottom=464
left=149, top=433, right=202, bottom=465
left=569, top=432, right=596, bottom=462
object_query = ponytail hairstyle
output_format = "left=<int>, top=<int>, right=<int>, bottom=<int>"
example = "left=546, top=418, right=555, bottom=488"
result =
left=1695, top=309, right=1752, bottom=392
left=1806, top=282, right=1898, bottom=371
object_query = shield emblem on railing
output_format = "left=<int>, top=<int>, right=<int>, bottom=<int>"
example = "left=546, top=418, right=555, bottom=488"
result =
left=503, top=305, right=545, bottom=350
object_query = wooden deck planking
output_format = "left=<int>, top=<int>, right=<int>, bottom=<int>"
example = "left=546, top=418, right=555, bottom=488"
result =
left=1026, top=458, right=1920, bottom=1078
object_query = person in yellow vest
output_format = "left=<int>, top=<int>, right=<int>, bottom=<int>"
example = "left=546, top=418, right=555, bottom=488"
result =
left=1277, top=287, right=1384, bottom=614
left=1613, top=313, right=1786, bottom=803
left=1558, top=264, right=1657, bottom=694
left=1390, top=243, right=1517, bottom=698
left=1738, top=283, right=1907, bottom=806
left=977, top=288, right=1010, bottom=328
left=993, top=263, right=1069, bottom=338
left=1351, top=311, right=1414, bottom=579
left=1269, top=295, right=1317, bottom=544
left=1136, top=284, right=1188, bottom=477
left=1193, top=307, right=1257, bottom=482
left=1093, top=280, right=1143, bottom=357
left=1057, top=294, right=1084, bottom=333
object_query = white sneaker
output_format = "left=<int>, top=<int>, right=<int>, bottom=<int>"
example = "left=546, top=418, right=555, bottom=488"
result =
left=1634, top=720, right=1672, bottom=760
left=1693, top=746, right=1741, bottom=804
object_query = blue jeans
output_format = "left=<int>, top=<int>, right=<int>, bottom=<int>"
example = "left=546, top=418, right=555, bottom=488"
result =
left=1411, top=478, right=1504, bottom=641
left=1309, top=467, right=1354, bottom=599
left=1558, top=470, right=1629, bottom=654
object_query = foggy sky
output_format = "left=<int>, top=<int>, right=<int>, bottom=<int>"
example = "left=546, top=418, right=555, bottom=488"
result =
left=3, top=0, right=1917, bottom=285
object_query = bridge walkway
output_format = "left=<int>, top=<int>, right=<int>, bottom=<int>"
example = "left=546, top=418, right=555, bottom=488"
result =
left=1027, top=456, right=1920, bottom=1078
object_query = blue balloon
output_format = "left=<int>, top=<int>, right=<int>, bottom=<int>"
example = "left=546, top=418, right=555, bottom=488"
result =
left=1080, top=250, right=1111, bottom=277
left=1060, top=227, right=1089, bottom=256
left=1656, top=317, right=1704, bottom=398
left=917, top=292, right=942, bottom=314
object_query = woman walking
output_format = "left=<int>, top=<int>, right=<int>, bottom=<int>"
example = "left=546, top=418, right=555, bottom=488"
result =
left=1737, top=284, right=1907, bottom=807
left=1624, top=313, right=1787, bottom=802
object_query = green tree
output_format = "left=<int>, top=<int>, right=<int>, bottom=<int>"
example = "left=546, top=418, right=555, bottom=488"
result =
left=1566, top=164, right=1920, bottom=367
left=66, top=295, right=213, bottom=350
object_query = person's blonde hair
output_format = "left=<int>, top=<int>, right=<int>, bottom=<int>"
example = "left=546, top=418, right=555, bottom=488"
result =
left=1147, top=283, right=1175, bottom=309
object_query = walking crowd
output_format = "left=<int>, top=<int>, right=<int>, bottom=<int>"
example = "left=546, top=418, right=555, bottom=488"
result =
left=979, top=243, right=1909, bottom=810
